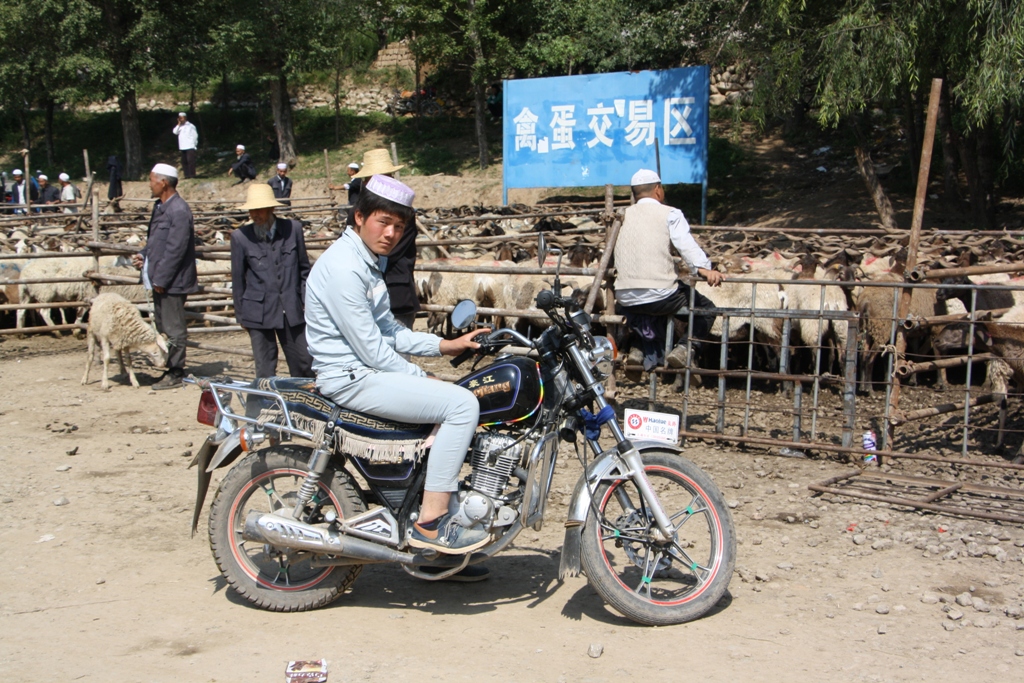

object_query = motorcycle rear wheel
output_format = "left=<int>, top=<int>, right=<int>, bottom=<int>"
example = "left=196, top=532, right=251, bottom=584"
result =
left=580, top=451, right=735, bottom=625
left=208, top=445, right=366, bottom=612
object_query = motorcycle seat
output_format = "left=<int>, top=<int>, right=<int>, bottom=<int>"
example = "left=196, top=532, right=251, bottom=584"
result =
left=253, top=377, right=433, bottom=441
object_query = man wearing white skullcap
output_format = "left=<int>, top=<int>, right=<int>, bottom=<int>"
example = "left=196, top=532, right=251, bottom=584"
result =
left=306, top=175, right=491, bottom=558
left=130, top=163, right=197, bottom=389
left=267, top=161, right=292, bottom=203
left=58, top=173, right=81, bottom=213
left=613, top=168, right=722, bottom=374
left=8, top=169, right=36, bottom=213
left=34, top=174, right=61, bottom=212
left=173, top=113, right=198, bottom=178
left=228, top=144, right=256, bottom=184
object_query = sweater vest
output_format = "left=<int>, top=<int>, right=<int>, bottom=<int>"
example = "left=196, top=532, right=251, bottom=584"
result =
left=614, top=202, right=677, bottom=290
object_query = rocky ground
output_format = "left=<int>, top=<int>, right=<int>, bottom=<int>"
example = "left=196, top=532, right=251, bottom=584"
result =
left=1, top=334, right=1023, bottom=682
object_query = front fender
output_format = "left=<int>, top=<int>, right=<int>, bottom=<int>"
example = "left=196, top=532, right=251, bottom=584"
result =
left=557, top=440, right=682, bottom=579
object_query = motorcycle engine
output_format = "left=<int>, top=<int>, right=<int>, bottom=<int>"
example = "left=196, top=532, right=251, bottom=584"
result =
left=450, top=432, right=524, bottom=530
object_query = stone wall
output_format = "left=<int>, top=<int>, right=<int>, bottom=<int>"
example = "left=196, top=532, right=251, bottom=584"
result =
left=371, top=40, right=417, bottom=72
left=710, top=64, right=754, bottom=107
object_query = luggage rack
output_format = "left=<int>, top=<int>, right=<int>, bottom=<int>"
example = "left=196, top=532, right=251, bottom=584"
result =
left=186, top=376, right=316, bottom=441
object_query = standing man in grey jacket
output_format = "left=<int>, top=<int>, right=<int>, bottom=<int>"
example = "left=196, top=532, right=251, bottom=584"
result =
left=231, top=184, right=313, bottom=378
left=132, top=163, right=198, bottom=390
left=173, top=113, right=199, bottom=179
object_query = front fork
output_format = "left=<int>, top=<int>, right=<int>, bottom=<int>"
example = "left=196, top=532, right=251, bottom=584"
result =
left=567, top=344, right=676, bottom=538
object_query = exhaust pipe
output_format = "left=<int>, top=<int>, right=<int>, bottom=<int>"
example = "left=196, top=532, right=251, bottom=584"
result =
left=243, top=511, right=417, bottom=564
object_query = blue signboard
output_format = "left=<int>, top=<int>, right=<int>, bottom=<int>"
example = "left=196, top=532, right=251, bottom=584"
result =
left=502, top=66, right=710, bottom=213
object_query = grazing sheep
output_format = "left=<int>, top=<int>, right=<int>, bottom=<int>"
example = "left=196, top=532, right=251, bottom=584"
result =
left=81, top=293, right=168, bottom=390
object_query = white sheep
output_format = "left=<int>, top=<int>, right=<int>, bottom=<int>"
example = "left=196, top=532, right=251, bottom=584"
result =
left=17, top=255, right=146, bottom=332
left=81, top=292, right=168, bottom=390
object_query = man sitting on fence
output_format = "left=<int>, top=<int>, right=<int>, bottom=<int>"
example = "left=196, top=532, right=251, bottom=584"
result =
left=613, top=168, right=722, bottom=374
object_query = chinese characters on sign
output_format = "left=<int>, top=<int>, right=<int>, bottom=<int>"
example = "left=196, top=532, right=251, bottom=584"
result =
left=502, top=66, right=710, bottom=200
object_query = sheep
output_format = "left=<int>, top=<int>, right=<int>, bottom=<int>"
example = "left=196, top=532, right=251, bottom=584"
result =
left=81, top=292, right=168, bottom=390
left=17, top=255, right=146, bottom=333
left=779, top=254, right=850, bottom=374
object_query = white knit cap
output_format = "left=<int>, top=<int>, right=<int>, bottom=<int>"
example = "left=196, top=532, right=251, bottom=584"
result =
left=38, top=174, right=48, bottom=181
left=630, top=168, right=661, bottom=186
left=347, top=162, right=360, bottom=170
left=276, top=162, right=288, bottom=170
left=12, top=169, right=22, bottom=175
left=236, top=144, right=245, bottom=151
left=177, top=112, right=186, bottom=117
left=58, top=173, right=70, bottom=182
left=365, top=175, right=415, bottom=207
left=151, top=163, right=179, bottom=179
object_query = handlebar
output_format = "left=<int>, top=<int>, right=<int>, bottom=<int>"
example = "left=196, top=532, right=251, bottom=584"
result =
left=450, top=328, right=536, bottom=367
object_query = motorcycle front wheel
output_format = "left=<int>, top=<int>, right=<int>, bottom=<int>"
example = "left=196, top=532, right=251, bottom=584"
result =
left=580, top=451, right=735, bottom=625
left=208, top=444, right=366, bottom=612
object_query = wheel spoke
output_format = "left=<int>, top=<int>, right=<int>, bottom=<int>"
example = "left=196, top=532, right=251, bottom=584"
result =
left=634, top=545, right=656, bottom=599
left=665, top=543, right=711, bottom=586
left=260, top=481, right=287, bottom=510
left=669, top=496, right=709, bottom=529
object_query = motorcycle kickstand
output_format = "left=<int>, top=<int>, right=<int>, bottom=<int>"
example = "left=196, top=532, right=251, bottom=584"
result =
left=402, top=554, right=471, bottom=581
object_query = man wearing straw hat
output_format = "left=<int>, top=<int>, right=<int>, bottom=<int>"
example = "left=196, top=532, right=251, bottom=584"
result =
left=132, top=163, right=198, bottom=390
left=231, top=183, right=313, bottom=378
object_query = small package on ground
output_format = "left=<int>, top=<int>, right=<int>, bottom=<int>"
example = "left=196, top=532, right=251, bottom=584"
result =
left=285, top=659, right=328, bottom=682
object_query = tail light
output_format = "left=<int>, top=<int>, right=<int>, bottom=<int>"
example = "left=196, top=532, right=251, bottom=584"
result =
left=196, top=389, right=219, bottom=426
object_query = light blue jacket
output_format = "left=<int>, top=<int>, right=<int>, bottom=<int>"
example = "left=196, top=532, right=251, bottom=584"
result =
left=305, top=229, right=440, bottom=389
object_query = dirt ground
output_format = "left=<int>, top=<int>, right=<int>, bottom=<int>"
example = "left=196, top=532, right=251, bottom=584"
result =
left=2, top=334, right=1023, bottom=683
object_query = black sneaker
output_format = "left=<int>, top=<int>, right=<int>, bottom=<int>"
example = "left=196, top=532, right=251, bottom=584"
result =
left=410, top=514, right=490, bottom=554
left=152, top=371, right=183, bottom=391
left=418, top=564, right=491, bottom=582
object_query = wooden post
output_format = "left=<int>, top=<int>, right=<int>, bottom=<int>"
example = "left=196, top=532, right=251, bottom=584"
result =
left=390, top=142, right=400, bottom=179
left=90, top=190, right=101, bottom=296
left=885, top=77, right=943, bottom=450
left=22, top=150, right=31, bottom=213
left=323, top=148, right=334, bottom=201
left=83, top=149, right=91, bottom=180
left=73, top=172, right=96, bottom=233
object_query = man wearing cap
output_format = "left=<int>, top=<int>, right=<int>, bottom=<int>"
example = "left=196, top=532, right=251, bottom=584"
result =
left=614, top=168, right=722, bottom=371
left=58, top=173, right=81, bottom=213
left=267, top=163, right=292, bottom=203
left=231, top=183, right=313, bottom=378
left=173, top=113, right=199, bottom=179
left=131, top=163, right=198, bottom=390
left=228, top=145, right=257, bottom=184
left=33, top=174, right=61, bottom=212
left=306, top=174, right=490, bottom=557
left=8, top=169, right=37, bottom=214
left=329, top=162, right=362, bottom=205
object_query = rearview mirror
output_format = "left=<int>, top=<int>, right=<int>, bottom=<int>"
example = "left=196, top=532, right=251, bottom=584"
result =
left=450, top=299, right=478, bottom=330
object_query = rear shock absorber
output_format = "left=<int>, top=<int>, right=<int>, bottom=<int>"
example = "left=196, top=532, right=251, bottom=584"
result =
left=292, top=406, right=341, bottom=520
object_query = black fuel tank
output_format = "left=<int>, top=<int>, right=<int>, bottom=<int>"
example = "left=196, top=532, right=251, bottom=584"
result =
left=456, top=356, right=543, bottom=426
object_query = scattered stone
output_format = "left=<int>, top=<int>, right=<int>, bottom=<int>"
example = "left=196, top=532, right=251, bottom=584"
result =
left=96, top=578, right=105, bottom=585
left=826, top=612, right=835, bottom=619
left=942, top=621, right=957, bottom=631
left=853, top=534, right=867, bottom=545
left=867, top=594, right=880, bottom=604
left=1004, top=605, right=1022, bottom=619
left=877, top=624, right=888, bottom=634
left=921, top=593, right=940, bottom=605
left=587, top=644, right=603, bottom=659
left=956, top=592, right=973, bottom=607
left=852, top=603, right=864, bottom=611
left=947, top=609, right=964, bottom=621
left=894, top=605, right=907, bottom=612
left=181, top=449, right=193, bottom=458
left=871, top=568, right=883, bottom=579
left=36, top=534, right=55, bottom=543
left=47, top=422, right=78, bottom=434
left=53, top=496, right=69, bottom=506
left=55, top=465, right=71, bottom=472
left=65, top=446, right=78, bottom=456
left=972, top=598, right=991, bottom=613
left=871, top=539, right=894, bottom=551
left=881, top=584, right=891, bottom=592
left=1, top=496, right=13, bottom=504
left=727, top=499, right=740, bottom=509
left=141, top=494, right=152, bottom=501
left=875, top=604, right=890, bottom=615
left=973, top=616, right=1000, bottom=629
left=1015, top=649, right=1024, bottom=657
left=780, top=536, right=790, bottom=545
left=777, top=562, right=794, bottom=571
left=737, top=567, right=755, bottom=583
left=752, top=538, right=762, bottom=546
left=126, top=454, right=134, bottom=461
left=942, top=550, right=959, bottom=561
left=755, top=571, right=771, bottom=583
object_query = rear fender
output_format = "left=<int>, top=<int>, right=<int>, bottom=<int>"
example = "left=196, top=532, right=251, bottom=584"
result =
left=189, top=431, right=244, bottom=537
left=557, top=440, right=682, bottom=579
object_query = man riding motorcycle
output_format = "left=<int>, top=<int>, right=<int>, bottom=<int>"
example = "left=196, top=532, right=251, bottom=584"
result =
left=304, top=174, right=489, bottom=555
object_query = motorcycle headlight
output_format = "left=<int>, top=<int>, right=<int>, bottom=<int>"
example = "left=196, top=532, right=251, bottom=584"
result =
left=587, top=335, right=617, bottom=376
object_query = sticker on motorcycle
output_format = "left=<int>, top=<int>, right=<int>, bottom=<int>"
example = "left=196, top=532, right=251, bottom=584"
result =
left=623, top=408, right=679, bottom=445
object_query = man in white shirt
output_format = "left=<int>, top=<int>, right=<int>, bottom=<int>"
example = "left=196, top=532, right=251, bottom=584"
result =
left=58, top=173, right=80, bottom=213
left=172, top=113, right=198, bottom=178
left=613, top=168, right=722, bottom=370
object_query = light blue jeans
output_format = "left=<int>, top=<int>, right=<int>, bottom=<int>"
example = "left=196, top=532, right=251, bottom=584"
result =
left=318, top=371, right=479, bottom=492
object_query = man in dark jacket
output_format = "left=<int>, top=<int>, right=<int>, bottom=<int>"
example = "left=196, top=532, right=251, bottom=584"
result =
left=9, top=169, right=37, bottom=214
left=267, top=162, right=292, bottom=204
left=33, top=174, right=61, bottom=212
left=385, top=220, right=420, bottom=329
left=227, top=144, right=257, bottom=184
left=131, top=163, right=198, bottom=390
left=230, top=184, right=313, bottom=378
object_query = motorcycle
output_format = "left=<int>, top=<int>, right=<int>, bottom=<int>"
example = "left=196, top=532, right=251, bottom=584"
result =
left=186, top=236, right=735, bottom=625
